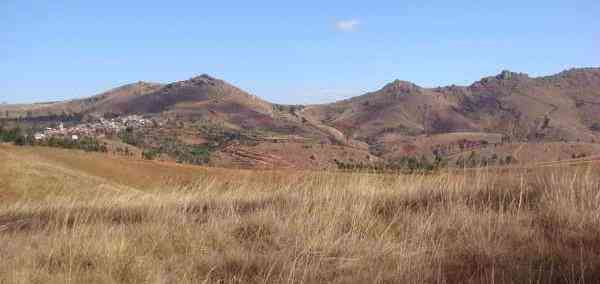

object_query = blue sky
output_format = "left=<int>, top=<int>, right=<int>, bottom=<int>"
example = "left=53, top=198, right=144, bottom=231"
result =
left=1, top=0, right=599, bottom=104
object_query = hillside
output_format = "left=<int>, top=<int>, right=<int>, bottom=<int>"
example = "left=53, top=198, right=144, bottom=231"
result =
left=0, top=82, right=162, bottom=119
left=305, top=68, right=600, bottom=140
left=2, top=68, right=600, bottom=169
left=302, top=68, right=600, bottom=159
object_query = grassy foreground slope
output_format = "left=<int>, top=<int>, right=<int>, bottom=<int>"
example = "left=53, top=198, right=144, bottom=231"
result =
left=1, top=145, right=600, bottom=283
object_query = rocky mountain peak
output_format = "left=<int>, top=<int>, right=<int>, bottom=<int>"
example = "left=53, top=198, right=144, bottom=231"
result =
left=189, top=74, right=221, bottom=85
left=496, top=70, right=529, bottom=81
left=382, top=80, right=422, bottom=94
left=469, top=70, right=530, bottom=90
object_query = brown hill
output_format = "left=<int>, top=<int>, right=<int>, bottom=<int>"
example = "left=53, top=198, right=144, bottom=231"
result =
left=117, top=75, right=280, bottom=130
left=1, top=76, right=290, bottom=134
left=3, top=68, right=600, bottom=168
left=302, top=68, right=600, bottom=155
left=0, top=82, right=162, bottom=119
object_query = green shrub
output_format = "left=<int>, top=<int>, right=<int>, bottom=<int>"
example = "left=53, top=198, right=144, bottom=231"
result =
left=118, top=127, right=143, bottom=146
left=142, top=149, right=161, bottom=160
left=0, top=126, right=20, bottom=142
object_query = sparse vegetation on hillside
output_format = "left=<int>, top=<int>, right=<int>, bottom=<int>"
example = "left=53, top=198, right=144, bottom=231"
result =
left=3, top=68, right=600, bottom=169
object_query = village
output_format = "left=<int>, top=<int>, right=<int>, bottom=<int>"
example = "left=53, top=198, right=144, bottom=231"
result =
left=34, top=115, right=152, bottom=141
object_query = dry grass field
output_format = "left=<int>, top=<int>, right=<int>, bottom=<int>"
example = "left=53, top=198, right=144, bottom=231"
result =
left=1, top=144, right=600, bottom=283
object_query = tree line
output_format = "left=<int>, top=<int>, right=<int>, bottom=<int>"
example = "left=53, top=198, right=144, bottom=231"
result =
left=335, top=155, right=446, bottom=174
left=0, top=126, right=107, bottom=153
left=335, top=151, right=517, bottom=173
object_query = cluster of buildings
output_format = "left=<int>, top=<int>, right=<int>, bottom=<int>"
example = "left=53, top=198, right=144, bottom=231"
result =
left=34, top=115, right=152, bottom=141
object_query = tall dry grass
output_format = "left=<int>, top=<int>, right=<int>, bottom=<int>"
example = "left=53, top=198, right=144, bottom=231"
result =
left=1, top=166, right=600, bottom=283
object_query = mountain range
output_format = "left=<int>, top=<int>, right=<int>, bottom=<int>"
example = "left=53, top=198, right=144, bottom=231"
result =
left=2, top=68, right=600, bottom=169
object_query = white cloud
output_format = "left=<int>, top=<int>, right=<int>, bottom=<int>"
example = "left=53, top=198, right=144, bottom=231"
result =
left=335, top=19, right=360, bottom=32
